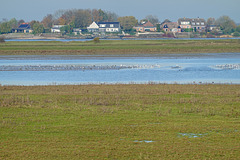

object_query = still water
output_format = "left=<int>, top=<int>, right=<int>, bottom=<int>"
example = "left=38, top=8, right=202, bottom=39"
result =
left=0, top=53, right=240, bottom=85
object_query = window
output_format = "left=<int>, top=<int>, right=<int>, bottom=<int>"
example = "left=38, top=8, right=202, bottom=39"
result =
left=192, top=22, right=195, bottom=25
left=110, top=24, right=114, bottom=28
left=100, top=24, right=106, bottom=27
left=201, top=22, right=204, bottom=25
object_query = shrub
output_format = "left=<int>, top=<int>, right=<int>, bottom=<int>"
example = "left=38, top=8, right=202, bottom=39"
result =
left=232, top=32, right=240, bottom=37
left=0, top=36, right=5, bottom=43
left=93, top=37, right=100, bottom=43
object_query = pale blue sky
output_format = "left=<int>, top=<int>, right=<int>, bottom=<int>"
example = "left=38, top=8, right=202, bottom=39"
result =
left=1, top=0, right=239, bottom=23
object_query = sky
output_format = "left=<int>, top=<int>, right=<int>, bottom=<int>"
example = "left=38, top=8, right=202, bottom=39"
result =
left=1, top=0, right=240, bottom=23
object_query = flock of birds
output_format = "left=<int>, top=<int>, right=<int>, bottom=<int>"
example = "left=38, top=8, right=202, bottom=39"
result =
left=0, top=64, right=239, bottom=71
left=0, top=64, right=161, bottom=71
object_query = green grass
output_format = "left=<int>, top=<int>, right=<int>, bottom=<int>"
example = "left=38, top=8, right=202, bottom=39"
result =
left=0, top=39, right=240, bottom=55
left=1, top=84, right=240, bottom=159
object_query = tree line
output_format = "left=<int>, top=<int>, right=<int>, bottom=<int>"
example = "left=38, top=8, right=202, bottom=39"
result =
left=0, top=8, right=240, bottom=35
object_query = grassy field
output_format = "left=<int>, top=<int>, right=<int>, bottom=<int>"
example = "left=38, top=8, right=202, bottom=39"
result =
left=1, top=84, right=240, bottom=159
left=0, top=39, right=240, bottom=55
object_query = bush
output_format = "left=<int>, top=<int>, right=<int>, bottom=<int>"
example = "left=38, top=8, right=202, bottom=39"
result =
left=93, top=37, right=100, bottom=43
left=232, top=32, right=240, bottom=37
left=0, top=36, right=5, bottom=43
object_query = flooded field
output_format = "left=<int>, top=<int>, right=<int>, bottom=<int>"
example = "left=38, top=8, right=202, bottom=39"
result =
left=0, top=53, right=240, bottom=85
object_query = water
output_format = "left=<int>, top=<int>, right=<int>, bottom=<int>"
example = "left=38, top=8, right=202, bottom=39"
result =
left=0, top=53, right=240, bottom=86
left=5, top=37, right=240, bottom=42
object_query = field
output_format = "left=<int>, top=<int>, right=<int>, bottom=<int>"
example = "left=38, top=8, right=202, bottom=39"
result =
left=0, top=39, right=240, bottom=55
left=1, top=84, right=240, bottom=159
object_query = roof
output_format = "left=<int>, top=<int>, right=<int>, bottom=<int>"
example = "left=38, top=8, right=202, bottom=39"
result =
left=162, top=22, right=178, bottom=29
left=97, top=22, right=120, bottom=28
left=18, top=23, right=31, bottom=29
left=87, top=22, right=99, bottom=29
left=143, top=21, right=154, bottom=27
left=178, top=18, right=192, bottom=25
left=191, top=18, right=206, bottom=26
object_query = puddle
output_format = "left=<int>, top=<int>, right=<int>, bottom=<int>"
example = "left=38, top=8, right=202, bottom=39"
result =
left=178, top=133, right=207, bottom=138
left=134, top=140, right=155, bottom=143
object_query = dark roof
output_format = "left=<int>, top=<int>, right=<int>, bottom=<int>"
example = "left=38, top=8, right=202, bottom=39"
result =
left=18, top=23, right=31, bottom=29
left=97, top=22, right=120, bottom=28
left=163, top=24, right=168, bottom=28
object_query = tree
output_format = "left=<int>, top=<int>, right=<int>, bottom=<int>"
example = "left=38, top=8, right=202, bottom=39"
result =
left=206, top=17, right=216, bottom=26
left=32, top=23, right=44, bottom=34
left=98, top=9, right=108, bottom=22
left=235, top=25, right=240, bottom=32
left=145, top=15, right=159, bottom=25
left=58, top=17, right=67, bottom=25
left=92, top=9, right=101, bottom=22
left=117, top=16, right=138, bottom=31
left=8, top=18, right=18, bottom=28
left=105, top=11, right=118, bottom=21
left=139, top=19, right=148, bottom=24
left=156, top=23, right=161, bottom=32
left=18, top=19, right=25, bottom=26
left=42, top=14, right=54, bottom=29
left=60, top=25, right=71, bottom=34
left=91, top=9, right=118, bottom=22
left=73, top=9, right=92, bottom=28
left=0, top=22, right=11, bottom=33
left=216, top=16, right=236, bottom=34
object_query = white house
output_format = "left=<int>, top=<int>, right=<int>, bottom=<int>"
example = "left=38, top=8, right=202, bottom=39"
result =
left=87, top=22, right=120, bottom=33
left=51, top=25, right=66, bottom=33
left=87, top=22, right=99, bottom=32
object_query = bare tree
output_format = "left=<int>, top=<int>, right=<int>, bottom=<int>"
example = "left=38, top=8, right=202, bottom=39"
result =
left=145, top=15, right=159, bottom=25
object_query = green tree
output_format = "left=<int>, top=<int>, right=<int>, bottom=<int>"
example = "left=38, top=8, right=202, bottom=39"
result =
left=216, top=16, right=236, bottom=34
left=117, top=16, right=138, bottom=31
left=60, top=25, right=71, bottom=34
left=32, top=23, right=44, bottom=34
left=73, top=9, right=92, bottom=28
left=235, top=25, right=240, bottom=32
left=0, top=22, right=11, bottom=33
left=233, top=32, right=240, bottom=37
left=98, top=9, right=108, bottom=21
left=156, top=23, right=161, bottom=32
left=8, top=18, right=18, bottom=28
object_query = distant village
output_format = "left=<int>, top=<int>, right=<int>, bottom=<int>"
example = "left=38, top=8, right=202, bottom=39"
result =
left=0, top=9, right=239, bottom=39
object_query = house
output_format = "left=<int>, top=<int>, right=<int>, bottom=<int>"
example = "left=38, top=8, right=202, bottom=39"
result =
left=87, top=22, right=99, bottom=32
left=87, top=22, right=120, bottom=33
left=98, top=22, right=120, bottom=32
left=191, top=18, right=206, bottom=32
left=12, top=23, right=33, bottom=33
left=162, top=22, right=181, bottom=33
left=178, top=17, right=207, bottom=32
left=207, top=25, right=221, bottom=32
left=51, top=25, right=66, bottom=33
left=133, top=26, right=145, bottom=32
left=73, top=28, right=82, bottom=35
left=178, top=18, right=192, bottom=29
left=133, top=21, right=156, bottom=32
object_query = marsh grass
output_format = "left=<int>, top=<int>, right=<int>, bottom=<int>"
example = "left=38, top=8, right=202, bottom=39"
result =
left=0, top=39, right=239, bottom=55
left=0, top=84, right=240, bottom=159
